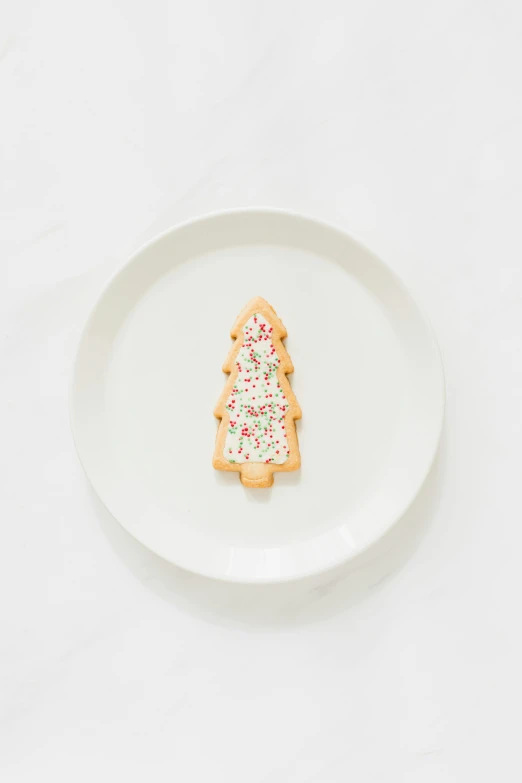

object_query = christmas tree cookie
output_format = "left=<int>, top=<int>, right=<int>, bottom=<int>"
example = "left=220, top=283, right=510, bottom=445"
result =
left=213, top=297, right=302, bottom=488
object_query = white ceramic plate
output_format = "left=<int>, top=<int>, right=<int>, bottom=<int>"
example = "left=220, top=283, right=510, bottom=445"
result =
left=71, top=209, right=444, bottom=583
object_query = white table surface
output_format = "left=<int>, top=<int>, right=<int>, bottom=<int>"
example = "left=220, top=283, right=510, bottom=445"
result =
left=2, top=1, right=521, bottom=780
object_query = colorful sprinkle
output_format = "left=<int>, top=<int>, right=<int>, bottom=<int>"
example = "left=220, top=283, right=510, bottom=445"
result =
left=224, top=313, right=291, bottom=465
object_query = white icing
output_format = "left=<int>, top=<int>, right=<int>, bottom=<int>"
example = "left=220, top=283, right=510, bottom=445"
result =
left=223, top=314, right=290, bottom=465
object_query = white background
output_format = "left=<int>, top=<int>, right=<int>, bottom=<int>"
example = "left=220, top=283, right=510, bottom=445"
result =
left=2, top=1, right=521, bottom=781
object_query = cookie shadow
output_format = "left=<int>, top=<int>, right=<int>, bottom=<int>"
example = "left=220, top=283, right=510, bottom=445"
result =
left=92, top=429, right=446, bottom=629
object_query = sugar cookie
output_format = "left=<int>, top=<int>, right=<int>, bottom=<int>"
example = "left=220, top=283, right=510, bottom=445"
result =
left=213, top=297, right=302, bottom=488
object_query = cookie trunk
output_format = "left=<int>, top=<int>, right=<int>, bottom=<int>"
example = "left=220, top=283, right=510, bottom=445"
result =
left=240, top=463, right=274, bottom=488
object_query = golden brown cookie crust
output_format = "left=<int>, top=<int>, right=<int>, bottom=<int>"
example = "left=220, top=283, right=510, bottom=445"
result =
left=213, top=297, right=302, bottom=488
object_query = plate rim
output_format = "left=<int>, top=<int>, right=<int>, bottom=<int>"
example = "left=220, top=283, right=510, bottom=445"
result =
left=70, top=207, right=445, bottom=583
